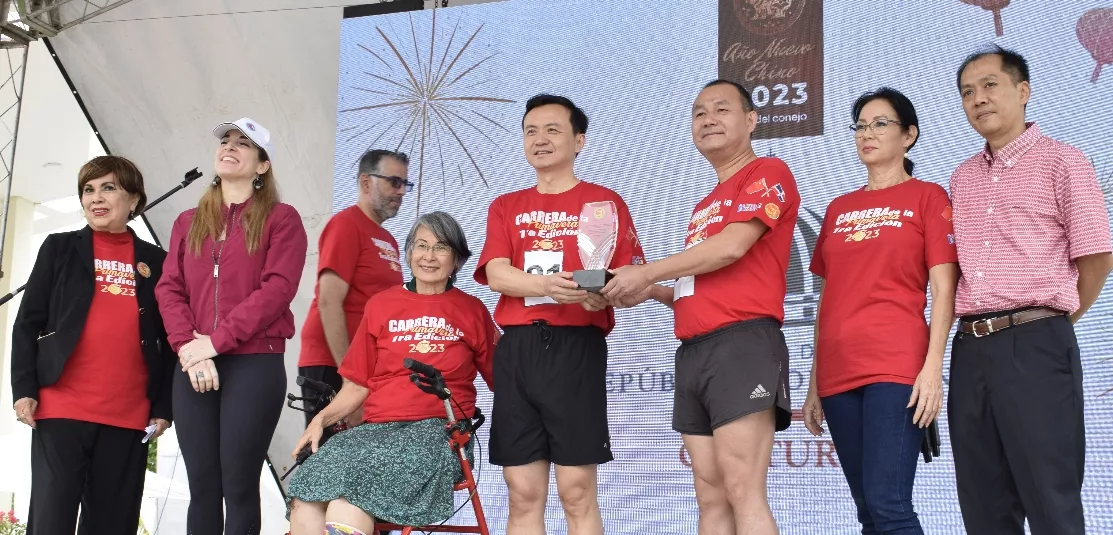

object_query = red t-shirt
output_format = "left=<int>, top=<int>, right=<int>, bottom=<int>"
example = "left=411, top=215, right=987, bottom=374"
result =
left=474, top=181, right=646, bottom=334
left=809, top=178, right=958, bottom=397
left=672, top=157, right=800, bottom=340
left=338, top=285, right=497, bottom=423
left=299, top=206, right=403, bottom=367
left=37, top=231, right=150, bottom=430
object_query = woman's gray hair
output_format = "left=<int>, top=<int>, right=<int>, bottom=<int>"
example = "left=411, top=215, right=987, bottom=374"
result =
left=404, top=211, right=473, bottom=277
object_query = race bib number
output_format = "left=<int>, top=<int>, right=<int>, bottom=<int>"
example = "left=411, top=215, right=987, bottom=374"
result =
left=674, top=275, right=694, bottom=301
left=524, top=250, right=563, bottom=306
left=673, top=239, right=699, bottom=301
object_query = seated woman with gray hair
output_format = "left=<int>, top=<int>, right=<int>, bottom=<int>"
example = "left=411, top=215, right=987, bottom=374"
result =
left=286, top=211, right=498, bottom=535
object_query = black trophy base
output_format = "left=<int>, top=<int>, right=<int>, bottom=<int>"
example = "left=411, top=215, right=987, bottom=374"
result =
left=573, top=269, right=613, bottom=293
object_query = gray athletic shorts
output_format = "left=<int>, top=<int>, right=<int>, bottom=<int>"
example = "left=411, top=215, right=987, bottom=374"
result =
left=672, top=318, right=792, bottom=435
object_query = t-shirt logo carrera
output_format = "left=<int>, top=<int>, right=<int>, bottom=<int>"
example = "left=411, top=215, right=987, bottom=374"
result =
left=372, top=237, right=401, bottom=271
left=512, top=210, right=581, bottom=307
left=830, top=206, right=913, bottom=243
left=686, top=200, right=724, bottom=246
left=513, top=210, right=580, bottom=240
left=388, top=315, right=465, bottom=353
left=95, top=259, right=137, bottom=297
left=688, top=201, right=722, bottom=230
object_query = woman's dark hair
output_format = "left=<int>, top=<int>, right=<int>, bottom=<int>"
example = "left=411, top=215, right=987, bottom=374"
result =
left=77, top=156, right=148, bottom=214
left=851, top=87, right=920, bottom=175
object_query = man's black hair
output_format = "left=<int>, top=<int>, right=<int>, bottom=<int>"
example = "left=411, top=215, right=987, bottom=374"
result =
left=358, top=149, right=409, bottom=176
left=956, top=44, right=1030, bottom=92
left=522, top=94, right=589, bottom=136
left=703, top=79, right=755, bottom=112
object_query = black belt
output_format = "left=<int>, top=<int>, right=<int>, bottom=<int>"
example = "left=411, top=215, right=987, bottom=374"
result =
left=959, top=307, right=1064, bottom=338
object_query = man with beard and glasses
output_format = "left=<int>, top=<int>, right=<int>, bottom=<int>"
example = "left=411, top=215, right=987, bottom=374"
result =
left=297, top=149, right=410, bottom=427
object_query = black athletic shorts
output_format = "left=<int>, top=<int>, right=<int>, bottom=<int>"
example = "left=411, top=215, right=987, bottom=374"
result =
left=672, top=318, right=792, bottom=435
left=489, top=321, right=613, bottom=467
left=297, top=365, right=343, bottom=427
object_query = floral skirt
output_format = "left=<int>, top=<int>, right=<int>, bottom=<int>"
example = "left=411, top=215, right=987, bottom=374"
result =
left=286, top=418, right=471, bottom=527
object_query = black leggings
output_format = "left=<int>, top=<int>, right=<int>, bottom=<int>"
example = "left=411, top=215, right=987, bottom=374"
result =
left=173, top=353, right=286, bottom=535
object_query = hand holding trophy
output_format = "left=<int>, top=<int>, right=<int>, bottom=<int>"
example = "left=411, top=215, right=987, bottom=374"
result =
left=573, top=201, right=619, bottom=293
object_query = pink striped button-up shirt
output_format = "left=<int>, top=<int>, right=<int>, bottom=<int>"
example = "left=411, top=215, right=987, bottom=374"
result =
left=949, top=123, right=1112, bottom=317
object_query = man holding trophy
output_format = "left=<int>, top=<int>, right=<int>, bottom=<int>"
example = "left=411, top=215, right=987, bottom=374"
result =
left=603, top=80, right=797, bottom=535
left=473, top=94, right=645, bottom=535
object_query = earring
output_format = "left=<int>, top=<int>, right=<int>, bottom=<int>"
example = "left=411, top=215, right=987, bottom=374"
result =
left=129, top=209, right=135, bottom=219
left=252, top=175, right=263, bottom=190
left=212, top=176, right=221, bottom=186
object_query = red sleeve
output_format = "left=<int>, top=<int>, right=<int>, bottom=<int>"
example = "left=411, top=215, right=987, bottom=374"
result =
left=1055, top=147, right=1113, bottom=260
left=338, top=308, right=376, bottom=387
left=317, top=213, right=362, bottom=283
left=209, top=206, right=309, bottom=354
left=474, top=196, right=513, bottom=286
left=609, top=194, right=647, bottom=267
left=725, top=159, right=795, bottom=230
left=154, top=212, right=198, bottom=353
left=923, top=187, right=959, bottom=269
left=472, top=303, right=498, bottom=391
left=809, top=206, right=832, bottom=279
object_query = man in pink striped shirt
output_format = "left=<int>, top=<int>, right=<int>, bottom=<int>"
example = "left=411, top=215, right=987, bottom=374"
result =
left=947, top=45, right=1113, bottom=535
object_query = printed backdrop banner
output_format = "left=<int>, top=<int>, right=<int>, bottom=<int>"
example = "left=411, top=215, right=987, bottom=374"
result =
left=719, top=0, right=825, bottom=138
left=332, top=0, right=1113, bottom=533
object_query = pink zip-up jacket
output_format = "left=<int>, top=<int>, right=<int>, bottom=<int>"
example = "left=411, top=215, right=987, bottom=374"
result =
left=155, top=199, right=308, bottom=355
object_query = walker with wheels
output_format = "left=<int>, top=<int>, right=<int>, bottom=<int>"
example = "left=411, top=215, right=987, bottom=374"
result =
left=284, top=358, right=490, bottom=535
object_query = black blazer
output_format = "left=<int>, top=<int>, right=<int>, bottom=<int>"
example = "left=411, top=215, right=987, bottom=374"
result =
left=11, top=226, right=175, bottom=422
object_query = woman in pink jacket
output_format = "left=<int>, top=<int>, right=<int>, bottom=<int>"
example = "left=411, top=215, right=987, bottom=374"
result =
left=156, top=117, right=308, bottom=535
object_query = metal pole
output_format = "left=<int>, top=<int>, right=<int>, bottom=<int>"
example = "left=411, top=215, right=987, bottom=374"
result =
left=0, top=45, right=27, bottom=280
left=56, top=0, right=138, bottom=34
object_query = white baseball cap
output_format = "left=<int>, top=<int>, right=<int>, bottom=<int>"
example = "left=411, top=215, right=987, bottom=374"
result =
left=212, top=117, right=274, bottom=160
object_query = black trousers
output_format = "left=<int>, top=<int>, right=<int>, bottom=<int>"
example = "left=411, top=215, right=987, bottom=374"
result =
left=297, top=365, right=343, bottom=427
left=27, top=418, right=147, bottom=535
left=173, top=353, right=286, bottom=535
left=948, top=312, right=1085, bottom=535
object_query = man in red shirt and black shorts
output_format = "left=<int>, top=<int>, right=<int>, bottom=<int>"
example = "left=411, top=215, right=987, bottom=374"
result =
left=297, top=149, right=410, bottom=426
left=604, top=80, right=796, bottom=535
left=474, top=94, right=645, bottom=535
left=948, top=46, right=1113, bottom=535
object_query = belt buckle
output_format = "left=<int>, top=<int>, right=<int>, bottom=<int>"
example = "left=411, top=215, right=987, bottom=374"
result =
left=971, top=319, right=995, bottom=338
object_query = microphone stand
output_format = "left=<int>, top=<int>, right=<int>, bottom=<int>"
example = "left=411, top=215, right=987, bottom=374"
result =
left=0, top=167, right=204, bottom=307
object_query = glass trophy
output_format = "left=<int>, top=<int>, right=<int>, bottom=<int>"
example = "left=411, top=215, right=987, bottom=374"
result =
left=573, top=201, right=618, bottom=293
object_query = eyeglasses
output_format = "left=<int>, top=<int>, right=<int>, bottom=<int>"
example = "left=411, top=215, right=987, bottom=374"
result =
left=369, top=173, right=414, bottom=192
left=414, top=241, right=453, bottom=257
left=849, top=119, right=902, bottom=136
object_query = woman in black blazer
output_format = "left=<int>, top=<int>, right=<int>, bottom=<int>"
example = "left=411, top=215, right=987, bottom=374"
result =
left=10, top=156, right=176, bottom=534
